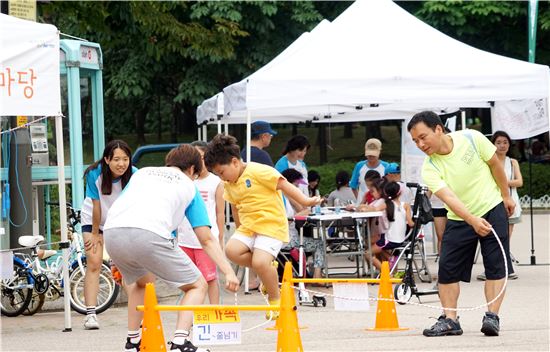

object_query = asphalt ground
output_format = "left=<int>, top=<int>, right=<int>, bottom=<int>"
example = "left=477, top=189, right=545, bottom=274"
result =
left=1, top=212, right=549, bottom=351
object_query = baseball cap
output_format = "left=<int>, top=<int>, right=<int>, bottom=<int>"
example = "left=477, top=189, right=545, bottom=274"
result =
left=364, top=138, right=382, bottom=157
left=251, top=121, right=277, bottom=136
left=386, top=162, right=400, bottom=174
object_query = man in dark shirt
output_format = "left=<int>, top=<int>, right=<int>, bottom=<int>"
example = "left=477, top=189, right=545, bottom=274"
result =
left=240, top=120, right=277, bottom=166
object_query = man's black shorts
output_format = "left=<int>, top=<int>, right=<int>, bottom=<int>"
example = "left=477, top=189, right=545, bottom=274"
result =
left=438, top=202, right=511, bottom=284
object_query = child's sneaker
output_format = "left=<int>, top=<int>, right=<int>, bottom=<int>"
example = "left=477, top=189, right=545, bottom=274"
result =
left=265, top=298, right=280, bottom=320
left=169, top=339, right=210, bottom=351
left=124, top=338, right=140, bottom=352
left=83, top=314, right=99, bottom=330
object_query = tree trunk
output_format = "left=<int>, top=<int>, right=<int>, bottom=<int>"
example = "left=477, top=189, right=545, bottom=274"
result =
left=343, top=124, right=353, bottom=138
left=171, top=102, right=183, bottom=142
left=318, top=124, right=327, bottom=164
left=135, top=106, right=148, bottom=145
left=365, top=121, right=383, bottom=141
left=157, top=95, right=162, bottom=141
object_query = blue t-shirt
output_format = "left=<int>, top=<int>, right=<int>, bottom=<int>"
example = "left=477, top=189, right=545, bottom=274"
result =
left=350, top=160, right=389, bottom=204
left=275, top=155, right=309, bottom=196
left=185, top=187, right=211, bottom=229
left=81, top=165, right=138, bottom=228
left=240, top=146, right=273, bottom=167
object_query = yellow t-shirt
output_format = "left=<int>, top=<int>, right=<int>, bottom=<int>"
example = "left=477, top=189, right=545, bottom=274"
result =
left=421, top=129, right=502, bottom=221
left=223, top=162, right=289, bottom=242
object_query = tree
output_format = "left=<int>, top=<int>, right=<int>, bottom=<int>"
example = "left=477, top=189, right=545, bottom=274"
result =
left=40, top=1, right=348, bottom=143
left=397, top=1, right=550, bottom=65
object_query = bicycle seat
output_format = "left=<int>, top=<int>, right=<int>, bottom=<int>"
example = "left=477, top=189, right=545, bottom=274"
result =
left=18, top=235, right=45, bottom=247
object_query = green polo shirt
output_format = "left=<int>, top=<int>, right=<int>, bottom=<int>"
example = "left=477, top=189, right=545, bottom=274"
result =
left=421, top=129, right=502, bottom=221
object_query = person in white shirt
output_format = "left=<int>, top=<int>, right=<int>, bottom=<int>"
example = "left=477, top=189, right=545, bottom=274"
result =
left=364, top=182, right=413, bottom=271
left=103, top=144, right=239, bottom=352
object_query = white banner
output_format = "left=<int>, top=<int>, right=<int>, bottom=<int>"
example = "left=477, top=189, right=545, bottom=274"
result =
left=0, top=14, right=61, bottom=116
left=491, top=99, right=549, bottom=139
left=333, top=283, right=370, bottom=311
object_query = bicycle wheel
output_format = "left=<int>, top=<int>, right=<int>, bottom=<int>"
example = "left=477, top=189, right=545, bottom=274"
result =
left=413, top=239, right=432, bottom=283
left=69, top=260, right=119, bottom=315
left=23, top=291, right=46, bottom=316
left=1, top=261, right=33, bottom=317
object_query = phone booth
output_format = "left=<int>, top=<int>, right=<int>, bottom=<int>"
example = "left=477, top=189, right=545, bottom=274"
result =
left=58, top=39, right=105, bottom=209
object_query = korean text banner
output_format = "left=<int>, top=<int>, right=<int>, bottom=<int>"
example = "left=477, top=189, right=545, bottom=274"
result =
left=1, top=14, right=61, bottom=116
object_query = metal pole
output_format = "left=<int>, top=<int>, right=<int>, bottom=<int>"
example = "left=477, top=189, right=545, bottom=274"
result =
left=55, top=115, right=71, bottom=331
left=202, top=125, right=207, bottom=142
left=528, top=141, right=536, bottom=265
left=528, top=0, right=538, bottom=265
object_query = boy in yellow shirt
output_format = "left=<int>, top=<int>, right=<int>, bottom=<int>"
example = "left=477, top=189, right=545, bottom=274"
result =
left=204, top=134, right=321, bottom=318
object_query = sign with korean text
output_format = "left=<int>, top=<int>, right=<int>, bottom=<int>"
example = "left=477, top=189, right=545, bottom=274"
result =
left=8, top=0, right=36, bottom=22
left=16, top=116, right=28, bottom=127
left=0, top=14, right=61, bottom=116
left=192, top=309, right=241, bottom=346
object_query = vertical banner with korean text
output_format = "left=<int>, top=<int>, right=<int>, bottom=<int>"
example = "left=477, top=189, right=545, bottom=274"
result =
left=0, top=14, right=61, bottom=116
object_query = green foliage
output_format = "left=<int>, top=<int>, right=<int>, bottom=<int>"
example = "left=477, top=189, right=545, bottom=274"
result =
left=39, top=1, right=335, bottom=139
left=518, top=162, right=550, bottom=199
left=311, top=160, right=356, bottom=197
left=407, top=1, right=550, bottom=65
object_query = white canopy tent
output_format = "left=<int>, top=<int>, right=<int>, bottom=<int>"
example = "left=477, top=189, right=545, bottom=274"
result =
left=1, top=14, right=71, bottom=330
left=223, top=0, right=549, bottom=129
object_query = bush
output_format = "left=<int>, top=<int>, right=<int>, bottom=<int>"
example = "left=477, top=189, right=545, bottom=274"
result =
left=518, top=162, right=550, bottom=199
left=311, top=160, right=356, bottom=196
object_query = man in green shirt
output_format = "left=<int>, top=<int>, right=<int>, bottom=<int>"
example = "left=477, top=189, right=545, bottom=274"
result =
left=408, top=111, right=515, bottom=337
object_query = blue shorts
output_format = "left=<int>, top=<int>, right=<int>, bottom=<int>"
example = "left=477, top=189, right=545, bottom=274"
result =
left=81, top=225, right=103, bottom=234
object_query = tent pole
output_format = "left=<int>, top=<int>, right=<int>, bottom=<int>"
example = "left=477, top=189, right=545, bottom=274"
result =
left=202, top=125, right=207, bottom=142
left=55, top=115, right=71, bottom=331
left=461, top=110, right=466, bottom=130
left=528, top=139, right=536, bottom=265
left=243, top=110, right=252, bottom=293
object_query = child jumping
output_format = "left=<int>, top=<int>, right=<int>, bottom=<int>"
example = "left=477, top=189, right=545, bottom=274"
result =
left=204, top=134, right=321, bottom=319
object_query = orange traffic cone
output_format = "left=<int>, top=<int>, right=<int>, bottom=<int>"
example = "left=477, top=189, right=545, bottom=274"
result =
left=141, top=283, right=167, bottom=351
left=276, top=262, right=304, bottom=352
left=367, top=261, right=408, bottom=331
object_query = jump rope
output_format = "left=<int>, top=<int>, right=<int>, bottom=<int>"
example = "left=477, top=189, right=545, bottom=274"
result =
left=176, top=228, right=507, bottom=333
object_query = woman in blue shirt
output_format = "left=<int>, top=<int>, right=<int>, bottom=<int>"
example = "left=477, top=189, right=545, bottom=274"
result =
left=81, top=140, right=135, bottom=330
left=275, top=135, right=311, bottom=196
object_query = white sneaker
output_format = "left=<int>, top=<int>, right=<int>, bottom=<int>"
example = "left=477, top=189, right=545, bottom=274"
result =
left=84, top=314, right=100, bottom=330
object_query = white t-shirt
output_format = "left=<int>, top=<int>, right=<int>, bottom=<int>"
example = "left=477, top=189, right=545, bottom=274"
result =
left=178, top=173, right=222, bottom=249
left=81, top=165, right=137, bottom=230
left=386, top=201, right=407, bottom=244
left=104, top=167, right=210, bottom=240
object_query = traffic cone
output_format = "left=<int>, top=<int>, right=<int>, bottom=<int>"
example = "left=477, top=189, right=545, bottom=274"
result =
left=367, top=261, right=408, bottom=331
left=276, top=262, right=304, bottom=352
left=141, top=283, right=167, bottom=351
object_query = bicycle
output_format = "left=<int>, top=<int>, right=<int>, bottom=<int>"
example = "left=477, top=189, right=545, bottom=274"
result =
left=0, top=254, right=36, bottom=317
left=5, top=202, right=119, bottom=316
